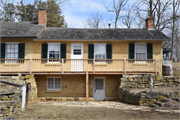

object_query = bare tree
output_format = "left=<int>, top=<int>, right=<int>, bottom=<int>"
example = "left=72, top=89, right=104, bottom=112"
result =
left=105, top=0, right=128, bottom=28
left=170, top=0, right=180, bottom=58
left=122, top=8, right=135, bottom=28
left=85, top=12, right=103, bottom=28
left=135, top=0, right=174, bottom=31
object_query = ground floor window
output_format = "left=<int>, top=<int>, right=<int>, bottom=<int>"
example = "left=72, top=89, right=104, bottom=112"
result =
left=47, top=77, right=61, bottom=90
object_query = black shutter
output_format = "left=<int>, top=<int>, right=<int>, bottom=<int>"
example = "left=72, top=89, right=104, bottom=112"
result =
left=88, top=44, right=94, bottom=63
left=41, top=43, right=48, bottom=63
left=129, top=43, right=135, bottom=62
left=1, top=43, right=5, bottom=63
left=147, top=43, right=153, bottom=62
left=18, top=43, right=25, bottom=63
left=106, top=44, right=112, bottom=63
left=61, top=44, right=66, bottom=63
left=129, top=43, right=134, bottom=59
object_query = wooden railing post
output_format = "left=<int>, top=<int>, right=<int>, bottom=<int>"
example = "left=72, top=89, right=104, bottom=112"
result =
left=124, top=59, right=126, bottom=74
left=30, top=58, right=32, bottom=74
left=93, top=59, right=95, bottom=74
left=155, top=59, right=157, bottom=74
left=86, top=72, right=89, bottom=102
left=62, top=59, right=64, bottom=74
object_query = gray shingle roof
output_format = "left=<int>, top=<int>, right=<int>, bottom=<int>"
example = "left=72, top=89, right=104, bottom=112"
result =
left=0, top=22, right=44, bottom=37
left=37, top=28, right=169, bottom=40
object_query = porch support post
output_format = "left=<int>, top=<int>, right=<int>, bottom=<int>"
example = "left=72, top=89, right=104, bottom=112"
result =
left=155, top=59, right=157, bottom=74
left=124, top=59, right=126, bottom=74
left=86, top=71, right=89, bottom=102
left=30, top=58, right=32, bottom=74
left=62, top=59, right=64, bottom=74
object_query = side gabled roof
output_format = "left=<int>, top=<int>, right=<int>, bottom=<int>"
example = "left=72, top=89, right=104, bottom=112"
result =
left=0, top=22, right=44, bottom=38
left=37, top=28, right=170, bottom=41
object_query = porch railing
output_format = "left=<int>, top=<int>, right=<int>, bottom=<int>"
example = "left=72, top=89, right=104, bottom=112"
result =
left=0, top=59, right=157, bottom=74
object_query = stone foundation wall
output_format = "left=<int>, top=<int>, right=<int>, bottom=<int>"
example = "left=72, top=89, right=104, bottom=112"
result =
left=0, top=91, right=21, bottom=117
left=0, top=75, right=37, bottom=102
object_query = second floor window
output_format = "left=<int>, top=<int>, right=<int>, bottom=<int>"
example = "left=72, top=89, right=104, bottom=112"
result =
left=48, top=43, right=60, bottom=62
left=135, top=43, right=147, bottom=60
left=6, top=43, right=18, bottom=63
left=94, top=44, right=106, bottom=62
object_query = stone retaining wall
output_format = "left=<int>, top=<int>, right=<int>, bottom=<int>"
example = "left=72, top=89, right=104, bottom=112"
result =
left=119, top=75, right=180, bottom=107
left=0, top=75, right=37, bottom=102
left=120, top=75, right=179, bottom=88
left=0, top=91, right=21, bottom=117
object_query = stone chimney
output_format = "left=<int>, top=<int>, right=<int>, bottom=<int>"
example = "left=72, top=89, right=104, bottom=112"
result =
left=38, top=8, right=47, bottom=27
left=145, top=17, right=154, bottom=30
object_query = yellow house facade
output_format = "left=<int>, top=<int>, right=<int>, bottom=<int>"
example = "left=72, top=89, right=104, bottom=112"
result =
left=0, top=9, right=169, bottom=101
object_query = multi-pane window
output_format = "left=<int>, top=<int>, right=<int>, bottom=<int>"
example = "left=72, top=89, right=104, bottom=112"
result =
left=94, top=44, right=106, bottom=62
left=47, top=77, right=61, bottom=90
left=95, top=79, right=103, bottom=90
left=48, top=43, right=60, bottom=62
left=73, top=46, right=81, bottom=55
left=6, top=43, right=18, bottom=63
left=135, top=43, right=146, bottom=59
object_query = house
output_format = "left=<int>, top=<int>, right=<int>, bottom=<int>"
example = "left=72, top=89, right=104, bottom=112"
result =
left=0, top=9, right=169, bottom=101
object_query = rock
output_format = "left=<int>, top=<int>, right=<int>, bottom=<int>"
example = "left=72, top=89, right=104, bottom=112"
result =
left=154, top=101, right=164, bottom=106
left=171, top=97, right=179, bottom=102
left=161, top=98, right=169, bottom=102
left=149, top=104, right=159, bottom=107
left=137, top=84, right=145, bottom=88
left=147, top=99, right=156, bottom=104
left=153, top=82, right=164, bottom=86
left=167, top=82, right=175, bottom=87
left=146, top=92, right=159, bottom=99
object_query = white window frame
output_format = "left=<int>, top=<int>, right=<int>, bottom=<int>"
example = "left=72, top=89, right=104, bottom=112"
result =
left=94, top=43, right=106, bottom=63
left=48, top=43, right=61, bottom=63
left=5, top=42, right=19, bottom=63
left=135, top=43, right=147, bottom=63
left=47, top=77, right=62, bottom=91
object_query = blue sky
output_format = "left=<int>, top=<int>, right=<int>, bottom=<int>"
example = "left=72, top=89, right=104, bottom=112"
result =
left=15, top=0, right=143, bottom=28
left=64, top=0, right=135, bottom=28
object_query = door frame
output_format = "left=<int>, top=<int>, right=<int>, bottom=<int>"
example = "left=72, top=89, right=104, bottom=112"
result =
left=71, top=43, right=84, bottom=71
left=93, top=76, right=106, bottom=100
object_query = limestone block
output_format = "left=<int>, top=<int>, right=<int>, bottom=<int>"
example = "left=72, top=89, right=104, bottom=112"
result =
left=145, top=84, right=150, bottom=88
left=137, top=84, right=145, bottom=88
left=147, top=99, right=156, bottom=104
left=1, top=96, right=8, bottom=101
left=146, top=92, right=159, bottom=99
left=131, top=83, right=137, bottom=88
left=121, top=82, right=131, bottom=87
left=153, top=82, right=164, bottom=86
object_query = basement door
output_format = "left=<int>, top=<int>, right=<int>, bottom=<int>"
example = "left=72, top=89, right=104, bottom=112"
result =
left=94, top=77, right=105, bottom=101
left=71, top=43, right=84, bottom=71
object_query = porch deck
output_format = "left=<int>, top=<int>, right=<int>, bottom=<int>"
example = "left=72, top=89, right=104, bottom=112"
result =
left=0, top=59, right=157, bottom=75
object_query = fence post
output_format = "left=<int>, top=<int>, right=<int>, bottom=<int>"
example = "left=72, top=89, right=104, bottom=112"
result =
left=62, top=59, right=64, bottom=74
left=21, top=85, right=26, bottom=110
left=93, top=59, right=95, bottom=74
left=30, top=58, right=32, bottom=74
left=124, top=59, right=126, bottom=74
left=149, top=75, right=153, bottom=92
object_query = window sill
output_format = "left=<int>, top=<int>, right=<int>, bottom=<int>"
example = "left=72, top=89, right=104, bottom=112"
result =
left=46, top=90, right=62, bottom=93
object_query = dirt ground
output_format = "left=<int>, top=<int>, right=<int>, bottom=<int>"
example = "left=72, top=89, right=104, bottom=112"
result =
left=8, top=102, right=180, bottom=120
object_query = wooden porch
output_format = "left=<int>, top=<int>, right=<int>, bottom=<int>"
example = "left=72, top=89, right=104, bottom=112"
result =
left=0, top=59, right=157, bottom=75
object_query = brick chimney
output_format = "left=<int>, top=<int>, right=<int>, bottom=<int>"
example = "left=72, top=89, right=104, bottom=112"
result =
left=145, top=17, right=154, bottom=30
left=38, top=8, right=47, bottom=27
